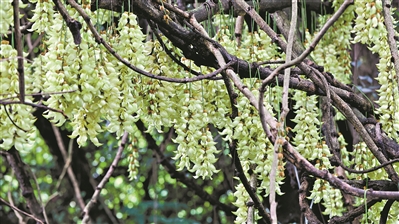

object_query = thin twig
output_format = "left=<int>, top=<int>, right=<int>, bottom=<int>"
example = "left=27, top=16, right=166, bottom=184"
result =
left=51, top=124, right=86, bottom=211
left=0, top=89, right=76, bottom=102
left=81, top=131, right=129, bottom=224
left=52, top=0, right=82, bottom=44
left=0, top=197, right=44, bottom=224
left=149, top=21, right=203, bottom=77
left=269, top=139, right=280, bottom=224
left=7, top=177, right=25, bottom=223
left=4, top=148, right=45, bottom=221
left=270, top=2, right=298, bottom=222
left=56, top=138, right=74, bottom=191
left=27, top=164, right=50, bottom=224
left=13, top=0, right=25, bottom=103
left=6, top=21, right=33, bottom=36
left=280, top=0, right=297, bottom=120
left=382, top=0, right=399, bottom=91
left=44, top=138, right=73, bottom=216
left=0, top=101, right=68, bottom=118
left=0, top=56, right=34, bottom=63
left=3, top=105, right=29, bottom=132
left=246, top=165, right=257, bottom=224
left=235, top=16, right=244, bottom=46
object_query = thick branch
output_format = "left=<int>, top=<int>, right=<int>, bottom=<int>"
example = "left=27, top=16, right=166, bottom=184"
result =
left=4, top=148, right=45, bottom=222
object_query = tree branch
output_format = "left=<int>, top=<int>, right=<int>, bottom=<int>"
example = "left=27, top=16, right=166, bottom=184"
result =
left=52, top=124, right=86, bottom=212
left=81, top=131, right=129, bottom=223
left=298, top=177, right=322, bottom=224
left=382, top=0, right=399, bottom=91
left=4, top=148, right=45, bottom=222
left=13, top=0, right=25, bottom=103
left=0, top=196, right=44, bottom=224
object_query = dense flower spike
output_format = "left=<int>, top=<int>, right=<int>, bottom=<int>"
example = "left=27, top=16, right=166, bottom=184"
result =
left=0, top=44, right=37, bottom=150
left=306, top=0, right=354, bottom=84
left=352, top=0, right=399, bottom=141
left=0, top=0, right=15, bottom=35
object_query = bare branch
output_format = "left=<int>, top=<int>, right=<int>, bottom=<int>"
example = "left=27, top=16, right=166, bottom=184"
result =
left=382, top=0, right=399, bottom=91
left=52, top=0, right=82, bottom=44
left=0, top=196, right=44, bottom=224
left=4, top=148, right=45, bottom=222
left=7, top=183, right=25, bottom=223
left=13, top=0, right=25, bottom=103
left=298, top=177, right=322, bottom=224
left=270, top=1, right=298, bottom=222
left=246, top=165, right=257, bottom=224
left=329, top=198, right=380, bottom=223
left=81, top=131, right=129, bottom=224
left=52, top=124, right=86, bottom=211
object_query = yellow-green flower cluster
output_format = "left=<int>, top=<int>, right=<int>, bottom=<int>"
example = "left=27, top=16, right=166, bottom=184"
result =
left=127, top=143, right=140, bottom=181
left=321, top=183, right=345, bottom=218
left=232, top=183, right=260, bottom=223
left=0, top=0, right=14, bottom=35
left=347, top=142, right=387, bottom=180
left=309, top=179, right=346, bottom=218
left=213, top=15, right=281, bottom=63
left=292, top=91, right=332, bottom=169
left=172, top=85, right=221, bottom=179
left=0, top=43, right=37, bottom=150
left=305, top=0, right=355, bottom=84
left=232, top=88, right=284, bottom=195
left=352, top=0, right=399, bottom=141
left=355, top=200, right=399, bottom=224
left=27, top=8, right=148, bottom=146
left=29, top=0, right=55, bottom=33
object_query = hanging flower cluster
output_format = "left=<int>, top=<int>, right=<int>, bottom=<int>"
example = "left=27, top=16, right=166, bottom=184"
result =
left=29, top=0, right=55, bottom=33
left=233, top=89, right=284, bottom=195
left=232, top=183, right=260, bottom=223
left=172, top=84, right=221, bottom=179
left=127, top=143, right=140, bottom=181
left=352, top=0, right=399, bottom=141
left=308, top=178, right=346, bottom=218
left=347, top=142, right=387, bottom=179
left=0, top=0, right=17, bottom=34
left=0, top=43, right=36, bottom=150
left=292, top=91, right=332, bottom=169
left=213, top=16, right=281, bottom=63
left=305, top=1, right=354, bottom=84
left=352, top=2, right=399, bottom=215
left=291, top=90, right=346, bottom=218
